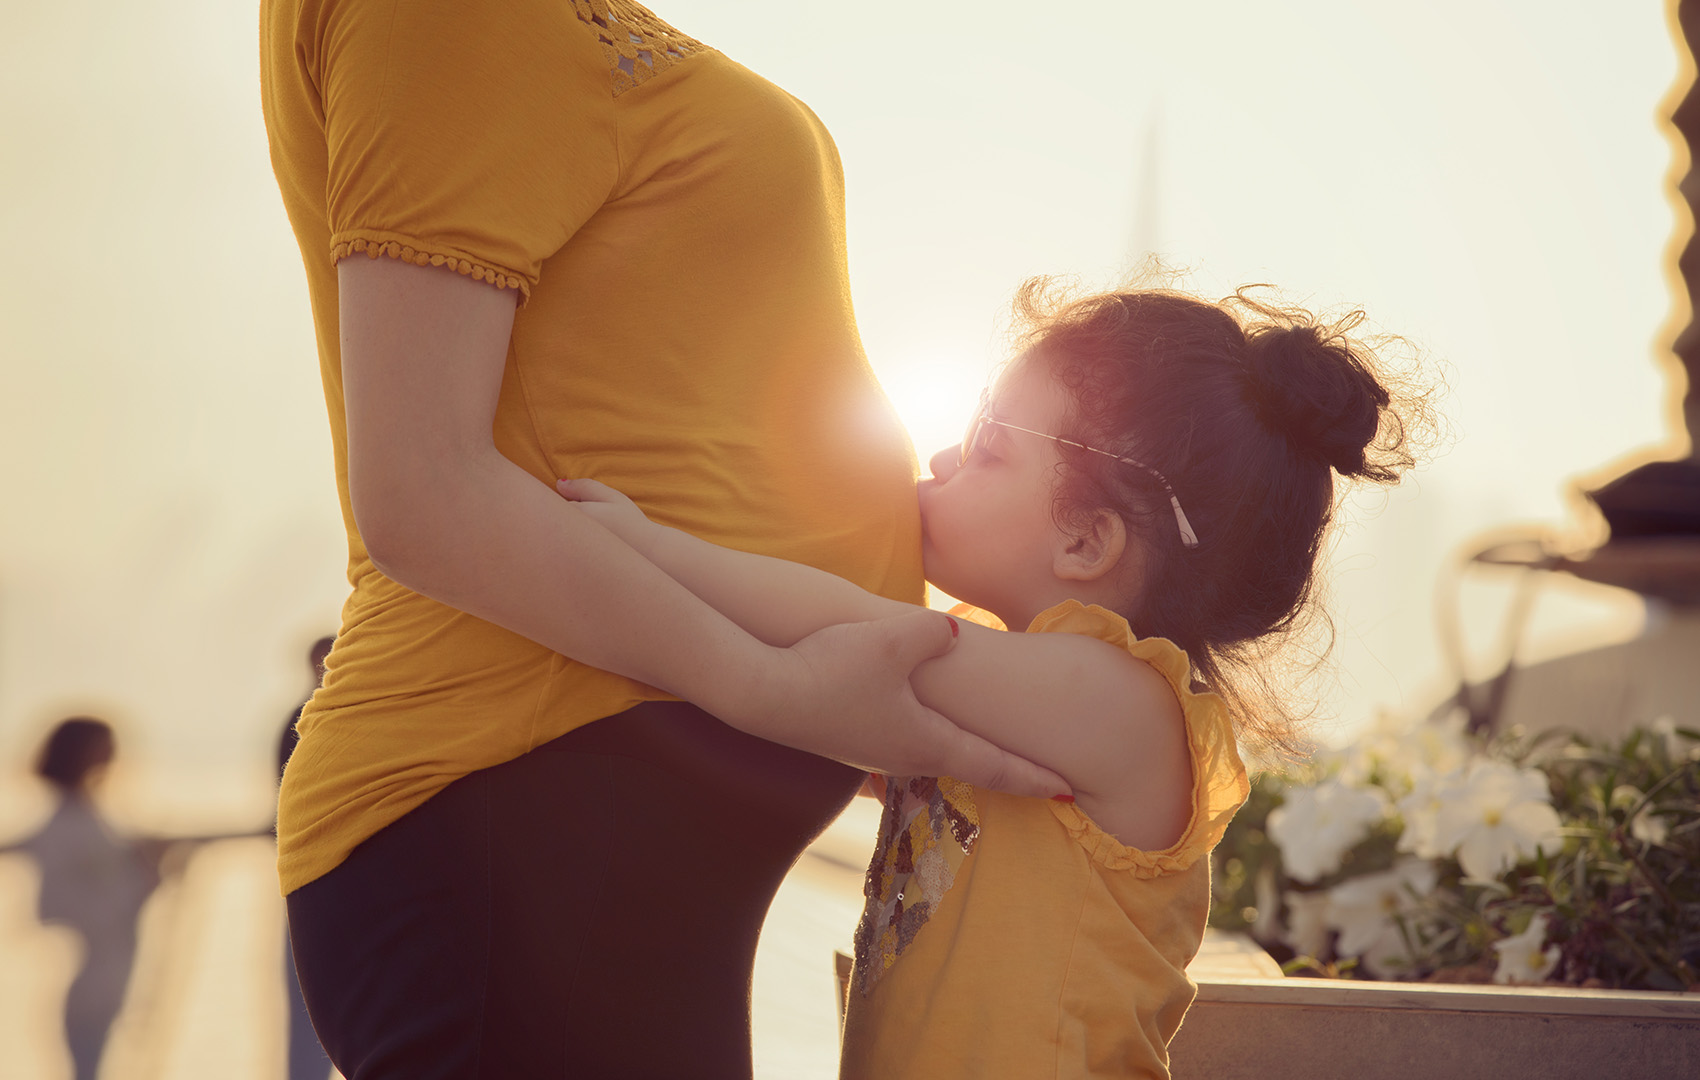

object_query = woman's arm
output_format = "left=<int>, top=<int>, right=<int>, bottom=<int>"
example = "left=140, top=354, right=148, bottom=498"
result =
left=556, top=478, right=1182, bottom=801
left=339, top=256, right=1067, bottom=795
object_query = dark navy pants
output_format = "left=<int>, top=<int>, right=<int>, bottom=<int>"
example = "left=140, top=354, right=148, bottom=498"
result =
left=286, top=700, right=861, bottom=1079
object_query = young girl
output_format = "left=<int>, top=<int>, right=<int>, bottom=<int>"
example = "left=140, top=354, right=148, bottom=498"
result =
left=558, top=280, right=1419, bottom=1078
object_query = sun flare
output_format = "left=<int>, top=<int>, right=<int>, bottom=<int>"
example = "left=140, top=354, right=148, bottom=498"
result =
left=874, top=359, right=986, bottom=478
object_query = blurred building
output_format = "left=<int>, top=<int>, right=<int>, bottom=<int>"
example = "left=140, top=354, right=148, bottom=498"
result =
left=1447, top=0, right=1700, bottom=741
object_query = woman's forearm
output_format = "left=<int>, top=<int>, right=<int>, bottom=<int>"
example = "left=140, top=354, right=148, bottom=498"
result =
left=366, top=450, right=788, bottom=724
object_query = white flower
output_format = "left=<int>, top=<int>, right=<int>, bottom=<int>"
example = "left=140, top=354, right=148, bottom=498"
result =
left=1432, top=761, right=1563, bottom=881
left=1395, top=764, right=1461, bottom=859
left=1325, top=859, right=1439, bottom=977
left=1267, top=778, right=1388, bottom=883
left=1631, top=810, right=1670, bottom=846
left=1649, top=716, right=1695, bottom=762
left=1318, top=711, right=1475, bottom=797
left=1397, top=712, right=1472, bottom=779
left=1492, top=913, right=1559, bottom=985
left=1318, top=712, right=1407, bottom=790
left=1281, top=890, right=1333, bottom=959
left=1609, top=784, right=1645, bottom=813
left=1610, top=785, right=1671, bottom=846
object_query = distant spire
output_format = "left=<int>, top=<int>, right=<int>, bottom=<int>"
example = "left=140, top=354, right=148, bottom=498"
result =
left=1128, top=100, right=1162, bottom=268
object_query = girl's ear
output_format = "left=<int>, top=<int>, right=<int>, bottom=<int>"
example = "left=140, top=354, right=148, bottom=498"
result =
left=1053, top=509, right=1130, bottom=583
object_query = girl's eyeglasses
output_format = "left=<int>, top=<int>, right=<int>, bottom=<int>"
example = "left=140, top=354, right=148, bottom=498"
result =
left=961, top=392, right=1201, bottom=549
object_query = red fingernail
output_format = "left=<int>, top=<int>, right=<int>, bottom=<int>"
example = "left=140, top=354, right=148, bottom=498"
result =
left=947, top=616, right=960, bottom=638
left=1051, top=794, right=1075, bottom=803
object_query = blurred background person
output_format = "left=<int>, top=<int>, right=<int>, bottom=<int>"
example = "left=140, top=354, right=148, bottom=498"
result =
left=0, top=717, right=163, bottom=1080
left=276, top=635, right=333, bottom=791
left=279, top=635, right=335, bottom=1080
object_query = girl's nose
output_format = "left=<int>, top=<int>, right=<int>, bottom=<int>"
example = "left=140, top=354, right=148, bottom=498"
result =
left=925, top=444, right=959, bottom=482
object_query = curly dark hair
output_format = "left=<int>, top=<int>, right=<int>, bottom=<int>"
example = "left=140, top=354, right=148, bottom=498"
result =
left=1011, top=278, right=1433, bottom=757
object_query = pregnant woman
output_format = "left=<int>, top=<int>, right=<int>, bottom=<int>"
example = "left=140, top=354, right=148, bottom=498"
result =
left=259, top=2, right=1062, bottom=1077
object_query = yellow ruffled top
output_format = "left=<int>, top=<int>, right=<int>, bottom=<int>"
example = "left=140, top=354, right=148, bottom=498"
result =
left=840, top=600, right=1250, bottom=1080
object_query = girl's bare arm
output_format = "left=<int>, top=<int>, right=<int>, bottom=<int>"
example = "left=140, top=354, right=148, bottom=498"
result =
left=557, top=478, right=1182, bottom=804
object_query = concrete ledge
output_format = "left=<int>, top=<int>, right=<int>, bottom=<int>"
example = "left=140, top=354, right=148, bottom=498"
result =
left=1194, top=976, right=1700, bottom=1018
left=1170, top=977, right=1700, bottom=1079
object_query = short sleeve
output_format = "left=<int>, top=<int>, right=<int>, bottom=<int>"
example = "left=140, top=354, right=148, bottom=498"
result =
left=316, top=0, right=619, bottom=296
left=1028, top=600, right=1251, bottom=877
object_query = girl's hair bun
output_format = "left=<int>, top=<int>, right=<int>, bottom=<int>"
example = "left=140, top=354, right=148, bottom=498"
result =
left=1241, top=315, right=1407, bottom=483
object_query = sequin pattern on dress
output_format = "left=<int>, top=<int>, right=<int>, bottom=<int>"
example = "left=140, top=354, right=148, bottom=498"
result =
left=851, top=775, right=980, bottom=996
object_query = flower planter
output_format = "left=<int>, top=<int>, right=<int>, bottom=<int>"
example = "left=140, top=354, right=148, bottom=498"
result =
left=1169, top=975, right=1700, bottom=1079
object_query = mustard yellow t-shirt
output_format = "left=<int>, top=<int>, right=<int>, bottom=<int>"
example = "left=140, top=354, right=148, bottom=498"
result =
left=841, top=601, right=1250, bottom=1080
left=260, top=0, right=924, bottom=894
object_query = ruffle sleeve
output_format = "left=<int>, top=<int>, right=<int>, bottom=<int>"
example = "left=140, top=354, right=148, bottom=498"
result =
left=1027, top=599, right=1250, bottom=878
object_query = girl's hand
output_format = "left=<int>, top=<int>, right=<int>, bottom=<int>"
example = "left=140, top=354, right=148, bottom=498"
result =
left=755, top=609, right=1070, bottom=799
left=556, top=477, right=661, bottom=556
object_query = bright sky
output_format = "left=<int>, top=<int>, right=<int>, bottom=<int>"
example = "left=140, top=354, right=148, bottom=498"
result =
left=0, top=1, right=1684, bottom=832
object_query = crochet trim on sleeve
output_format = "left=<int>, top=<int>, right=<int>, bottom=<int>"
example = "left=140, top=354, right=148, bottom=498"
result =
left=331, top=236, right=531, bottom=300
